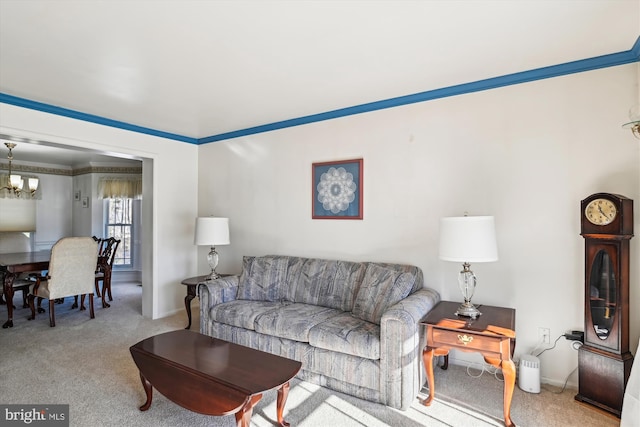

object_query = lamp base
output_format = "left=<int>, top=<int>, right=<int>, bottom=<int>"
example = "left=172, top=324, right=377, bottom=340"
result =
left=455, top=302, right=482, bottom=319
left=205, top=246, right=220, bottom=281
left=204, top=271, right=220, bottom=281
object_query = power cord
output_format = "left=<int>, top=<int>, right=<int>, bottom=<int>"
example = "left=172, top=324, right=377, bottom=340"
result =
left=533, top=331, right=584, bottom=357
left=534, top=334, right=564, bottom=357
left=462, top=332, right=584, bottom=386
left=528, top=335, right=550, bottom=357
left=543, top=364, right=579, bottom=394
left=464, top=362, right=505, bottom=382
left=534, top=333, right=583, bottom=393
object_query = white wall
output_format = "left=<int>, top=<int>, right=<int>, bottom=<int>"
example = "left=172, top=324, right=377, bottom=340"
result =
left=198, top=64, right=640, bottom=387
left=0, top=105, right=199, bottom=319
left=1, top=61, right=637, bottom=388
left=2, top=168, right=85, bottom=250
left=72, top=173, right=92, bottom=237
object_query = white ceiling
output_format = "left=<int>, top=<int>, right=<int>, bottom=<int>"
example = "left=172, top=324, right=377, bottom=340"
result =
left=0, top=133, right=142, bottom=167
left=0, top=0, right=639, bottom=165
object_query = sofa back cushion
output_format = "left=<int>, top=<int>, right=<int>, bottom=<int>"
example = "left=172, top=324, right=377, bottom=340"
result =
left=237, top=255, right=291, bottom=301
left=288, top=258, right=367, bottom=311
left=351, top=263, right=421, bottom=324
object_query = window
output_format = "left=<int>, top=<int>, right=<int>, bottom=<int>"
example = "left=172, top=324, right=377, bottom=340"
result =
left=105, top=198, right=133, bottom=268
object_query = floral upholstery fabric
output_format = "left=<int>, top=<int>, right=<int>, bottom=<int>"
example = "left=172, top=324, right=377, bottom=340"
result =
left=198, top=255, right=441, bottom=411
left=352, top=264, right=416, bottom=325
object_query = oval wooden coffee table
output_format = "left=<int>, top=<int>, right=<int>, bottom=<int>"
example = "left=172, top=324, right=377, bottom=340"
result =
left=130, top=330, right=302, bottom=427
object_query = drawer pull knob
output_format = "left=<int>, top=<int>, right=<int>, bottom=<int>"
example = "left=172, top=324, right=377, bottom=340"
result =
left=458, top=334, right=474, bottom=345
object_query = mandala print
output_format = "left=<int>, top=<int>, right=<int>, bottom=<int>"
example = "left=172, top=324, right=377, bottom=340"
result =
left=317, top=167, right=357, bottom=214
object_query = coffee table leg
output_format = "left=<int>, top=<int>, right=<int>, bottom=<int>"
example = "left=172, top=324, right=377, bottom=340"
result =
left=276, top=381, right=292, bottom=426
left=138, top=372, right=153, bottom=411
left=235, top=394, right=262, bottom=427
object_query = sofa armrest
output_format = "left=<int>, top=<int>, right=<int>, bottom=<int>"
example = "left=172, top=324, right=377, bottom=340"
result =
left=198, top=275, right=240, bottom=332
left=379, top=287, right=440, bottom=410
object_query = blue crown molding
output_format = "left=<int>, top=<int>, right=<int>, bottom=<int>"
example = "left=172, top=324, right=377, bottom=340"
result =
left=632, top=35, right=640, bottom=58
left=1, top=37, right=639, bottom=145
left=200, top=37, right=640, bottom=144
left=0, top=93, right=199, bottom=144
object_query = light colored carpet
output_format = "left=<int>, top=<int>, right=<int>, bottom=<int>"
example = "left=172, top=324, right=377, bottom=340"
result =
left=0, top=283, right=619, bottom=426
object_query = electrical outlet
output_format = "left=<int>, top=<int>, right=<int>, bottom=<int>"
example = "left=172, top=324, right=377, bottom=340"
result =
left=538, top=327, right=550, bottom=344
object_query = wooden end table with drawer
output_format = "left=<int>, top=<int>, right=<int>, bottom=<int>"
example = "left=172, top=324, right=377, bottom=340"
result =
left=420, top=301, right=517, bottom=427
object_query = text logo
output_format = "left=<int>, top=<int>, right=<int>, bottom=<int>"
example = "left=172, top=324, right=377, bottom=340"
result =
left=1, top=405, right=69, bottom=426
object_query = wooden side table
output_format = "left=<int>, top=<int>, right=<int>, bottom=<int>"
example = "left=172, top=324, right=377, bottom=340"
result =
left=180, top=275, right=231, bottom=330
left=420, top=301, right=517, bottom=427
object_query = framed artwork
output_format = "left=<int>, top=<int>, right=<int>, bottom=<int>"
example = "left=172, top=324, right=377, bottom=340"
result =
left=312, top=158, right=363, bottom=219
left=74, top=190, right=81, bottom=201
left=82, top=197, right=89, bottom=208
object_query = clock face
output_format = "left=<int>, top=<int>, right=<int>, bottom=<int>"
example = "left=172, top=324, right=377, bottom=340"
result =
left=585, top=198, right=617, bottom=225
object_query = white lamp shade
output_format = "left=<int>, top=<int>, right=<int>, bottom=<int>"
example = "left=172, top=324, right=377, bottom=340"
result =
left=9, top=174, right=21, bottom=189
left=439, top=216, right=498, bottom=263
left=194, top=217, right=230, bottom=246
left=28, top=178, right=39, bottom=191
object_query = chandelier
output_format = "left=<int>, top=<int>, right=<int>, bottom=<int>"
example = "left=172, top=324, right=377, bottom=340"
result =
left=1, top=142, right=39, bottom=198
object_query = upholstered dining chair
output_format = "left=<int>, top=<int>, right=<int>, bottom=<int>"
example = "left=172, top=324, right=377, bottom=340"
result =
left=28, top=237, right=99, bottom=327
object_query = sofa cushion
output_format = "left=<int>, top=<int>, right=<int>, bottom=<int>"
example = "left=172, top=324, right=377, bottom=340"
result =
left=254, top=303, right=342, bottom=342
left=376, top=262, right=424, bottom=294
left=309, top=312, right=380, bottom=360
left=211, top=300, right=289, bottom=330
left=352, top=263, right=415, bottom=324
left=237, top=255, right=290, bottom=301
left=288, top=258, right=367, bottom=311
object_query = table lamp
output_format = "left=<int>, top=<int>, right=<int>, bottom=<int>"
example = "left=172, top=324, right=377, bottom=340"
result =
left=439, top=215, right=498, bottom=319
left=194, top=217, right=230, bottom=280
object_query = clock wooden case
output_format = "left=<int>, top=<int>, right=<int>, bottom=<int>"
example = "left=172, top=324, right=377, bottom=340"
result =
left=575, top=193, right=634, bottom=417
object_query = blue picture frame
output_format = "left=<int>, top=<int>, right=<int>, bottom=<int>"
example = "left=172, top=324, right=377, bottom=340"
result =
left=312, top=158, right=363, bottom=219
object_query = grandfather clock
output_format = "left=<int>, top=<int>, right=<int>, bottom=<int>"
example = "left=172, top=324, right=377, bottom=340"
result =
left=575, top=193, right=634, bottom=416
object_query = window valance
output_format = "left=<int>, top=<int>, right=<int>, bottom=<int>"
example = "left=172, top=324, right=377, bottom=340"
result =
left=98, top=177, right=142, bottom=199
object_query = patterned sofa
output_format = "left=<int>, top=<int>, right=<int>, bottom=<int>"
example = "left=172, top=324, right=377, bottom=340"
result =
left=199, top=255, right=440, bottom=410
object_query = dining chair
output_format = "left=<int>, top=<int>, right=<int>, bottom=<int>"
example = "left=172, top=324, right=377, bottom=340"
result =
left=0, top=231, right=36, bottom=309
left=95, top=237, right=120, bottom=308
left=0, top=272, right=32, bottom=309
left=91, top=235, right=104, bottom=297
left=71, top=236, right=120, bottom=309
left=28, top=237, right=99, bottom=327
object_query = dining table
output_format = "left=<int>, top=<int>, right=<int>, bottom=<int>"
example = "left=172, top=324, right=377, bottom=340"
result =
left=0, top=251, right=50, bottom=328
